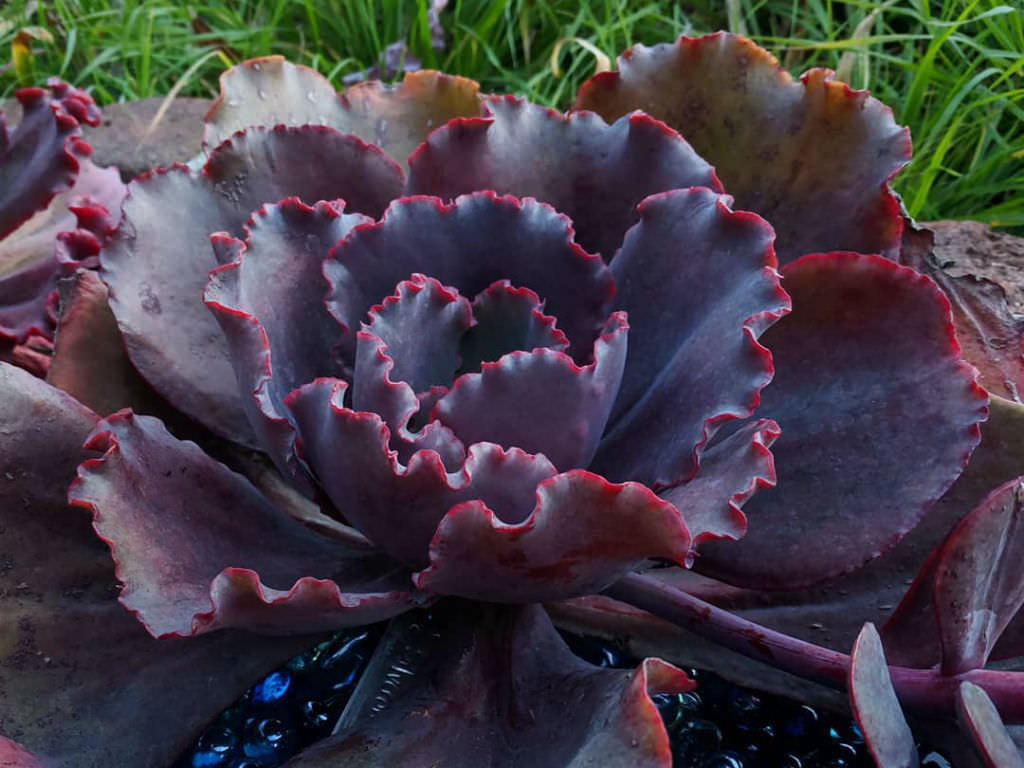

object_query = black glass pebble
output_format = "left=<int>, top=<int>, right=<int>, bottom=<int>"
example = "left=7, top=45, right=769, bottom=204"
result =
left=180, top=622, right=956, bottom=768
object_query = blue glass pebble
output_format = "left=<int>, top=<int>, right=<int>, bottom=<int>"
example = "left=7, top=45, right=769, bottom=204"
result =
left=252, top=672, right=291, bottom=704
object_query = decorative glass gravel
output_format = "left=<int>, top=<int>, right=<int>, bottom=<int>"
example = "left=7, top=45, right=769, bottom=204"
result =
left=179, top=621, right=955, bottom=768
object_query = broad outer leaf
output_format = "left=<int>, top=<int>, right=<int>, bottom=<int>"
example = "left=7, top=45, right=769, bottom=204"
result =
left=414, top=469, right=691, bottom=602
left=0, top=362, right=324, bottom=766
left=406, top=97, right=719, bottom=259
left=68, top=409, right=416, bottom=638
left=287, top=377, right=560, bottom=571
left=205, top=198, right=369, bottom=483
left=434, top=312, right=628, bottom=472
left=324, top=192, right=614, bottom=366
left=849, top=623, right=919, bottom=768
left=101, top=126, right=402, bottom=443
left=288, top=603, right=691, bottom=768
left=958, top=682, right=1024, bottom=768
left=697, top=252, right=988, bottom=589
left=574, top=33, right=910, bottom=264
left=565, top=394, right=1024, bottom=675
left=204, top=56, right=483, bottom=165
left=589, top=188, right=788, bottom=489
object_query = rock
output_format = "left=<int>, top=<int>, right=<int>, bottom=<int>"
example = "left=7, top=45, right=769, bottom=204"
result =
left=926, top=219, right=1024, bottom=313
left=2, top=95, right=213, bottom=181
left=81, top=97, right=213, bottom=181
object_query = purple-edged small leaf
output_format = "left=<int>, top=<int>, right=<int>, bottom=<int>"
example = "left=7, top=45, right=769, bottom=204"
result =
left=205, top=198, right=369, bottom=482
left=102, top=125, right=401, bottom=444
left=415, top=469, right=690, bottom=602
left=352, top=274, right=472, bottom=466
left=435, top=312, right=627, bottom=471
left=68, top=409, right=416, bottom=638
left=884, top=396, right=1024, bottom=667
left=574, top=33, right=910, bottom=264
left=406, top=97, right=719, bottom=259
left=458, top=279, right=568, bottom=374
left=0, top=362, right=327, bottom=765
left=929, top=477, right=1024, bottom=675
left=958, top=682, right=1024, bottom=768
left=325, top=192, right=614, bottom=365
left=697, top=253, right=988, bottom=589
left=849, top=623, right=919, bottom=768
left=204, top=56, right=483, bottom=165
left=47, top=269, right=171, bottom=418
left=287, top=378, right=559, bottom=568
left=0, top=80, right=98, bottom=240
left=288, top=603, right=691, bottom=768
left=360, top=273, right=473, bottom=395
left=1, top=159, right=125, bottom=344
left=660, top=418, right=779, bottom=554
left=589, top=188, right=788, bottom=488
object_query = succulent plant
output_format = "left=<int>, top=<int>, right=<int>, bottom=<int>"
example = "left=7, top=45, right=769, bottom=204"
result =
left=1, top=34, right=1022, bottom=768
left=0, top=78, right=125, bottom=376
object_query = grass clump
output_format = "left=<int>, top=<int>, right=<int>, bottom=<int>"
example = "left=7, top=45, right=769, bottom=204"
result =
left=1, top=0, right=1020, bottom=226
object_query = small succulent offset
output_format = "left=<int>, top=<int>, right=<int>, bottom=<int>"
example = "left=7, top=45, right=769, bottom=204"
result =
left=0, top=78, right=125, bottom=376
left=1, top=33, right=1023, bottom=768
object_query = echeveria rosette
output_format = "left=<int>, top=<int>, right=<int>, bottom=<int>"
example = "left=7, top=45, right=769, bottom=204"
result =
left=0, top=79, right=126, bottom=374
left=0, top=38, right=1017, bottom=767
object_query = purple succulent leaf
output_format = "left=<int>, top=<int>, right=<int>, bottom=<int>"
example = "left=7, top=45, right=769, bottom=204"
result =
left=434, top=312, right=628, bottom=472
left=0, top=738, right=49, bottom=768
left=883, top=397, right=1024, bottom=668
left=287, top=377, right=561, bottom=571
left=574, top=33, right=910, bottom=265
left=414, top=468, right=690, bottom=602
left=46, top=269, right=177, bottom=419
left=589, top=187, right=788, bottom=488
left=66, top=408, right=418, bottom=638
left=882, top=476, right=1024, bottom=677
left=958, top=682, right=1024, bottom=768
left=352, top=274, right=473, bottom=468
left=205, top=197, right=370, bottom=485
left=287, top=603, right=690, bottom=768
left=1, top=158, right=125, bottom=344
left=203, top=56, right=483, bottom=165
left=101, top=126, right=400, bottom=445
left=660, top=417, right=779, bottom=555
left=849, top=623, right=919, bottom=768
left=696, top=252, right=988, bottom=589
left=354, top=330, right=467, bottom=468
left=561, top=394, right=1024, bottom=675
left=458, top=279, right=569, bottom=373
left=406, top=97, right=720, bottom=259
left=360, top=273, right=473, bottom=396
left=324, top=192, right=615, bottom=366
left=203, top=126, right=403, bottom=221
left=0, top=80, right=99, bottom=241
left=0, top=333, right=51, bottom=377
left=0, top=362, right=329, bottom=765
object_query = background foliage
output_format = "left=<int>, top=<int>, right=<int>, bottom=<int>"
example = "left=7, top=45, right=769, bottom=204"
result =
left=1, top=0, right=1021, bottom=227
